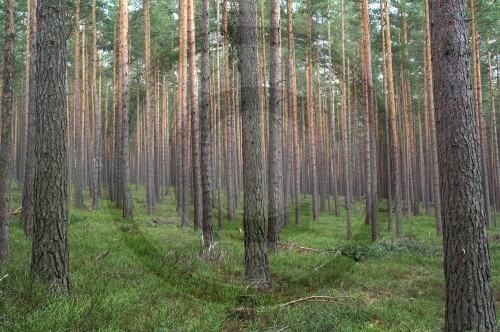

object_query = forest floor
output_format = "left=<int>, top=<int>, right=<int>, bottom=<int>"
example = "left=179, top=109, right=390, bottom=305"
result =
left=1, top=187, right=500, bottom=331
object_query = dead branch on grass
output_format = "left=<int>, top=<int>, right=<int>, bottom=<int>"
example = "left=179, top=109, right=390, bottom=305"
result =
left=281, top=295, right=362, bottom=307
left=10, top=207, right=21, bottom=216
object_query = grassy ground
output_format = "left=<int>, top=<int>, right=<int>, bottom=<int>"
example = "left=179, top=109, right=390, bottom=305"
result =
left=1, top=187, right=500, bottom=331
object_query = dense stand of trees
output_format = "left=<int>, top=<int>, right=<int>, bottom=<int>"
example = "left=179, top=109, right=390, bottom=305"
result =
left=0, top=0, right=498, bottom=324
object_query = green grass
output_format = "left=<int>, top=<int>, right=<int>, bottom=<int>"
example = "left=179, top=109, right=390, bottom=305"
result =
left=1, top=188, right=500, bottom=331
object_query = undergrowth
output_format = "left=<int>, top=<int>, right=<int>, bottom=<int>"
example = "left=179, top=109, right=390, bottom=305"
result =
left=1, top=187, right=499, bottom=331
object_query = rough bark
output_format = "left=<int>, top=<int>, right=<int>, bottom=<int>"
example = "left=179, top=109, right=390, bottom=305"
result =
left=267, top=0, right=283, bottom=252
left=239, top=0, right=271, bottom=289
left=430, top=0, right=497, bottom=329
left=31, top=0, right=70, bottom=291
left=0, top=0, right=15, bottom=262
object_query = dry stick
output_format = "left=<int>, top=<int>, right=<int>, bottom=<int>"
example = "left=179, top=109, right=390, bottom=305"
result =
left=94, top=250, right=110, bottom=261
left=10, top=207, right=21, bottom=216
left=281, top=296, right=361, bottom=307
left=0, top=274, right=8, bottom=282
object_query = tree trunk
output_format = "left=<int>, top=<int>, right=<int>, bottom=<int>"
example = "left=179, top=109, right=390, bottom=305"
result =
left=0, top=0, right=15, bottom=262
left=31, top=0, right=70, bottom=291
left=223, top=0, right=236, bottom=221
left=383, top=0, right=403, bottom=237
left=361, top=0, right=378, bottom=240
left=430, top=0, right=497, bottom=328
left=267, top=0, right=283, bottom=252
left=188, top=0, right=202, bottom=231
left=201, top=0, right=213, bottom=254
left=120, top=0, right=132, bottom=218
left=340, top=0, right=352, bottom=239
left=425, top=0, right=442, bottom=235
left=286, top=0, right=300, bottom=225
left=180, top=0, right=190, bottom=227
left=143, top=0, right=155, bottom=214
left=91, top=0, right=101, bottom=210
left=73, top=0, right=84, bottom=208
left=21, top=0, right=37, bottom=237
left=327, top=3, right=340, bottom=217
left=215, top=0, right=223, bottom=230
left=239, top=0, right=271, bottom=289
left=306, top=0, right=318, bottom=221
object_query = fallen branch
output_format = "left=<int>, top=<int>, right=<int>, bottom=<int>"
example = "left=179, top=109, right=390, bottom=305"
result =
left=0, top=274, right=8, bottom=282
left=94, top=250, right=109, bottom=261
left=281, top=295, right=362, bottom=307
left=10, top=207, right=21, bottom=216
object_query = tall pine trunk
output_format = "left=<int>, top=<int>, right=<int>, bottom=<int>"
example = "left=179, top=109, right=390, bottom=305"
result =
left=267, top=0, right=283, bottom=252
left=31, top=0, right=70, bottom=291
left=201, top=0, right=214, bottom=253
left=189, top=0, right=202, bottom=231
left=430, top=0, right=497, bottom=327
left=0, top=0, right=15, bottom=262
left=240, top=0, right=271, bottom=289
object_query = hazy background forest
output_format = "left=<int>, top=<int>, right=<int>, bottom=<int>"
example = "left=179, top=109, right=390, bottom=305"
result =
left=0, top=0, right=500, bottom=330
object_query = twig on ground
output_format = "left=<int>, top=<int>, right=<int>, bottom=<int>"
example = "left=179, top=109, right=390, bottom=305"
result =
left=281, top=295, right=361, bottom=307
left=10, top=207, right=21, bottom=216
left=0, top=274, right=8, bottom=282
left=94, top=250, right=110, bottom=261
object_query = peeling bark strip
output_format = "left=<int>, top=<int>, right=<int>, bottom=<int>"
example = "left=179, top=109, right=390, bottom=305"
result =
left=430, top=0, right=497, bottom=329
left=31, top=0, right=70, bottom=291
left=239, top=0, right=271, bottom=289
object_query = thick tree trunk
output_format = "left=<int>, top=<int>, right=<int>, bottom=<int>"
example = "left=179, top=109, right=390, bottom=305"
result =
left=430, top=0, right=497, bottom=329
left=239, top=0, right=271, bottom=289
left=267, top=0, right=283, bottom=252
left=0, top=0, right=15, bottom=262
left=31, top=0, right=70, bottom=291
